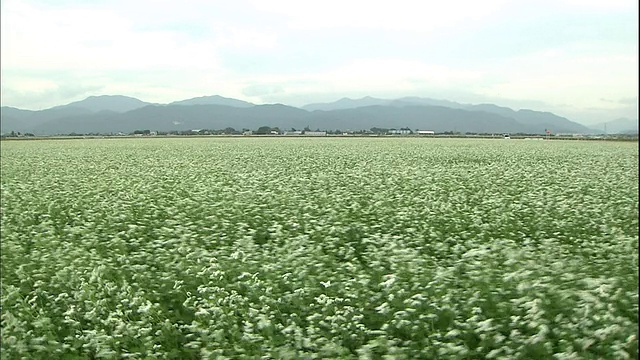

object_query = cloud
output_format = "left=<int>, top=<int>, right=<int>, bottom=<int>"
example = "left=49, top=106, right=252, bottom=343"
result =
left=242, top=84, right=285, bottom=97
left=1, top=80, right=105, bottom=109
left=0, top=0, right=636, bottom=125
left=554, top=0, right=636, bottom=11
left=617, top=97, right=638, bottom=105
left=250, top=0, right=509, bottom=33
left=0, top=0, right=225, bottom=71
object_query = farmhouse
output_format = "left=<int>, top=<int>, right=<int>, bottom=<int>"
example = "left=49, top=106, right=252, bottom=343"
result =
left=284, top=130, right=302, bottom=136
left=417, top=130, right=435, bottom=135
left=304, top=131, right=327, bottom=136
left=389, top=128, right=412, bottom=135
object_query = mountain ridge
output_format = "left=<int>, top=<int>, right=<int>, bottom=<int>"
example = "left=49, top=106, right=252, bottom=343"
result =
left=1, top=94, right=602, bottom=135
left=169, top=95, right=255, bottom=108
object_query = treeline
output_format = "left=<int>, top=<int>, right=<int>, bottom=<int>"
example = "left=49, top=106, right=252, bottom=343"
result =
left=2, top=131, right=36, bottom=137
left=3, top=126, right=637, bottom=139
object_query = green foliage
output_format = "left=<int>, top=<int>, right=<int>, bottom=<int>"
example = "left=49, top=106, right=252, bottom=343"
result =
left=1, top=138, right=638, bottom=359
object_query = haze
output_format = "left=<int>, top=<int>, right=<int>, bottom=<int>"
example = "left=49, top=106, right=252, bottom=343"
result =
left=1, top=0, right=637, bottom=125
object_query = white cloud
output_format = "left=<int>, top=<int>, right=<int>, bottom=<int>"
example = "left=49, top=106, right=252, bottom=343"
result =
left=476, top=49, right=638, bottom=110
left=0, top=0, right=637, bottom=123
left=251, top=0, right=508, bottom=33
left=554, top=0, right=637, bottom=11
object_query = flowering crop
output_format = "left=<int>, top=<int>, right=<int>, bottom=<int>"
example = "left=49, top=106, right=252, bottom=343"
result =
left=1, top=138, right=638, bottom=359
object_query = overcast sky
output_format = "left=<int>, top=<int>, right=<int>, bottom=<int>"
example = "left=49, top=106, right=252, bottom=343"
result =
left=1, top=0, right=637, bottom=124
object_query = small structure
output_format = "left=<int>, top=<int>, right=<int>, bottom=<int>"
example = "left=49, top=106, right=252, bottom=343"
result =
left=417, top=130, right=435, bottom=135
left=389, top=128, right=412, bottom=135
left=303, top=131, right=327, bottom=136
left=284, top=131, right=302, bottom=136
left=503, top=133, right=510, bottom=139
left=243, top=130, right=253, bottom=136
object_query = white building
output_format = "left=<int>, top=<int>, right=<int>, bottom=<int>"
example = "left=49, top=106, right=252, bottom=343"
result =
left=417, top=130, right=435, bottom=135
left=389, top=129, right=412, bottom=135
left=303, top=131, right=327, bottom=136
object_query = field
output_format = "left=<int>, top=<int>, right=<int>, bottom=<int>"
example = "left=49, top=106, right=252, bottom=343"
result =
left=1, top=137, right=638, bottom=359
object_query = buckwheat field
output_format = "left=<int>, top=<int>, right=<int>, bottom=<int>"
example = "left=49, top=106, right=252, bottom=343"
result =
left=1, top=137, right=638, bottom=359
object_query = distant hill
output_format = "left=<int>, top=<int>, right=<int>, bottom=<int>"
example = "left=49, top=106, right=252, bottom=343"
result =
left=29, top=104, right=309, bottom=135
left=1, top=106, right=92, bottom=133
left=306, top=105, right=527, bottom=134
left=303, top=96, right=468, bottom=111
left=22, top=103, right=534, bottom=135
left=590, top=118, right=638, bottom=134
left=466, top=105, right=591, bottom=134
left=1, top=94, right=600, bottom=135
left=52, top=95, right=152, bottom=113
left=303, top=96, right=390, bottom=111
left=301, top=97, right=592, bottom=134
left=170, top=95, right=254, bottom=107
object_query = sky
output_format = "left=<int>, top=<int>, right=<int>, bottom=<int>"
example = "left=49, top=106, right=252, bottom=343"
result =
left=1, top=0, right=637, bottom=125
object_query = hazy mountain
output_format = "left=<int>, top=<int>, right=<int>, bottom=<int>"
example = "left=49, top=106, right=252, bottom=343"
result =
left=30, top=104, right=309, bottom=135
left=1, top=95, right=151, bottom=133
left=53, top=95, right=151, bottom=113
left=302, top=96, right=390, bottom=111
left=302, top=97, right=592, bottom=134
left=304, top=96, right=468, bottom=111
left=1, top=94, right=601, bottom=135
left=170, top=95, right=254, bottom=107
left=1, top=106, right=92, bottom=133
left=306, top=105, right=528, bottom=134
left=590, top=118, right=638, bottom=134
left=466, top=105, right=592, bottom=134
left=25, top=103, right=532, bottom=135
left=391, top=97, right=467, bottom=109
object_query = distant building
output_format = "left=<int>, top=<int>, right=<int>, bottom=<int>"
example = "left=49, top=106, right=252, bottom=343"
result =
left=303, top=131, right=327, bottom=136
left=284, top=131, right=302, bottom=136
left=389, top=128, right=412, bottom=135
left=417, top=130, right=435, bottom=135
left=243, top=130, right=253, bottom=136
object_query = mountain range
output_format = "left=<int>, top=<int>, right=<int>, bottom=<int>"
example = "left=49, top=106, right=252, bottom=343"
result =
left=1, top=95, right=635, bottom=135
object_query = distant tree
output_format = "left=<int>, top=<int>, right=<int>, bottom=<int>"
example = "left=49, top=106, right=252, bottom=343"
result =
left=224, top=127, right=237, bottom=134
left=256, top=126, right=272, bottom=135
left=370, top=127, right=389, bottom=134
